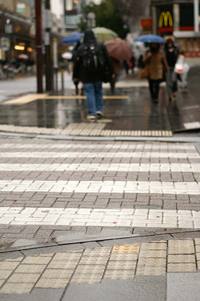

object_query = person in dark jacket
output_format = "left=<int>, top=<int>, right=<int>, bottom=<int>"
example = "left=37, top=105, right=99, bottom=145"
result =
left=164, top=37, right=179, bottom=101
left=73, top=30, right=112, bottom=120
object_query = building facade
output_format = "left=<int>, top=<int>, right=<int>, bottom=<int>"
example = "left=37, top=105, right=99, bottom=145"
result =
left=151, top=0, right=200, bottom=56
left=0, top=0, right=33, bottom=61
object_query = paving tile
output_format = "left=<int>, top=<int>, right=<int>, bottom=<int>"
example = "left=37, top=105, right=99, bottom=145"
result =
left=15, top=264, right=46, bottom=274
left=136, top=265, right=166, bottom=276
left=167, top=263, right=196, bottom=272
left=112, top=245, right=140, bottom=254
left=0, top=282, right=34, bottom=294
left=168, top=240, right=195, bottom=255
left=22, top=256, right=52, bottom=265
left=36, top=278, right=68, bottom=288
left=0, top=270, right=13, bottom=280
left=168, top=255, right=195, bottom=263
left=139, top=250, right=166, bottom=258
left=47, top=261, right=78, bottom=269
left=8, top=273, right=40, bottom=283
left=109, top=253, right=138, bottom=261
left=53, top=252, right=82, bottom=261
left=63, top=277, right=166, bottom=301
left=71, top=274, right=102, bottom=284
left=80, top=257, right=108, bottom=265
left=140, top=242, right=167, bottom=251
left=75, top=265, right=105, bottom=274
left=107, top=261, right=136, bottom=270
left=0, top=262, right=19, bottom=270
left=104, top=270, right=134, bottom=280
left=138, top=257, right=166, bottom=266
left=41, top=269, right=73, bottom=279
left=167, top=273, right=200, bottom=301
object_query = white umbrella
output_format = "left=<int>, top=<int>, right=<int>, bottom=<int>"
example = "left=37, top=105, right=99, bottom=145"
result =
left=62, top=52, right=72, bottom=60
left=18, top=54, right=28, bottom=60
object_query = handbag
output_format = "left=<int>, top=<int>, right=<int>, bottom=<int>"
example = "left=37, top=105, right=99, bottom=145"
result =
left=139, top=67, right=149, bottom=79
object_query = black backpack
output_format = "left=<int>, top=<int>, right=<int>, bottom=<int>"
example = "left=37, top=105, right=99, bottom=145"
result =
left=74, top=43, right=112, bottom=83
left=81, top=44, right=101, bottom=73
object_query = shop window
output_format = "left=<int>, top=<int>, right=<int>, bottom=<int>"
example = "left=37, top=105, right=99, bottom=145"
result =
left=179, top=3, right=194, bottom=31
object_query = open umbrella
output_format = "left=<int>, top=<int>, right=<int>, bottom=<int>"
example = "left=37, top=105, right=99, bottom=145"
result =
left=18, top=54, right=29, bottom=60
left=62, top=32, right=83, bottom=44
left=136, top=34, right=164, bottom=44
left=93, top=27, right=118, bottom=43
left=105, top=38, right=132, bottom=62
left=62, top=52, right=72, bottom=60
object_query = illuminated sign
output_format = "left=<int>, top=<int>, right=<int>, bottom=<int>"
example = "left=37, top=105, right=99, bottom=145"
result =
left=159, top=11, right=173, bottom=28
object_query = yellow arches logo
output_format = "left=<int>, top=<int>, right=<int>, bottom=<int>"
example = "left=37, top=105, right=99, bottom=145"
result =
left=159, top=11, right=173, bottom=27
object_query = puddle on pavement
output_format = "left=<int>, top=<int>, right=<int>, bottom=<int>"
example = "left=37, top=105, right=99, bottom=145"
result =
left=0, top=86, right=199, bottom=132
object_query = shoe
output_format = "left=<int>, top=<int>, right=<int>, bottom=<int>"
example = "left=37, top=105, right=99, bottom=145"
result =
left=87, top=115, right=96, bottom=121
left=96, top=111, right=104, bottom=119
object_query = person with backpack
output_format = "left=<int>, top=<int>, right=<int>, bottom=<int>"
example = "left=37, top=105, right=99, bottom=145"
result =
left=73, top=30, right=112, bottom=120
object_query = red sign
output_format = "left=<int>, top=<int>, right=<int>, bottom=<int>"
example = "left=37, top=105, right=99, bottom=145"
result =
left=140, top=18, right=153, bottom=30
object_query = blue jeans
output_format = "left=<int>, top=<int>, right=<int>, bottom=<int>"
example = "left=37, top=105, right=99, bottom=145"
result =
left=84, top=82, right=103, bottom=115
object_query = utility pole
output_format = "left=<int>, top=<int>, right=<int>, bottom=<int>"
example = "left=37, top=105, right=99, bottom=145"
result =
left=35, top=0, right=43, bottom=93
left=44, top=0, right=53, bottom=92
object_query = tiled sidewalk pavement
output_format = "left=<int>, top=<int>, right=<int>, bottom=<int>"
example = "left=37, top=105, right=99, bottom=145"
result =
left=0, top=239, right=200, bottom=295
left=0, top=138, right=199, bottom=248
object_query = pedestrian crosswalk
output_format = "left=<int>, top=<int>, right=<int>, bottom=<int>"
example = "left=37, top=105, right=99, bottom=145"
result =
left=0, top=139, right=199, bottom=244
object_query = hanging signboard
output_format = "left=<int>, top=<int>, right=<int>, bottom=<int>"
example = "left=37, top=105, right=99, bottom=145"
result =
left=157, top=5, right=173, bottom=34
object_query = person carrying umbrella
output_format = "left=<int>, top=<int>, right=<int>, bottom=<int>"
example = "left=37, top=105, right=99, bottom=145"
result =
left=144, top=43, right=168, bottom=103
left=73, top=30, right=112, bottom=120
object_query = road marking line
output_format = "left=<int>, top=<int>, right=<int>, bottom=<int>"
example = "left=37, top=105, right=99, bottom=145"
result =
left=0, top=180, right=199, bottom=194
left=0, top=207, right=198, bottom=229
left=0, top=163, right=199, bottom=172
left=0, top=151, right=198, bottom=158
left=0, top=143, right=195, bottom=150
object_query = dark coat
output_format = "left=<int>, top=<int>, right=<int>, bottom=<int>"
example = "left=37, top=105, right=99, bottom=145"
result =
left=73, top=30, right=112, bottom=84
left=164, top=45, right=179, bottom=68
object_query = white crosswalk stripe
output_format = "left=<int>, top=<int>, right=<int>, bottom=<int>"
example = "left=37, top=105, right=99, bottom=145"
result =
left=0, top=180, right=199, bottom=194
left=0, top=163, right=199, bottom=172
left=0, top=151, right=198, bottom=158
left=0, top=207, right=198, bottom=229
left=0, top=143, right=195, bottom=150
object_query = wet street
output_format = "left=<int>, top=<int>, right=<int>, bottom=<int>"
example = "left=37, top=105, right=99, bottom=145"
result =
left=0, top=69, right=200, bottom=134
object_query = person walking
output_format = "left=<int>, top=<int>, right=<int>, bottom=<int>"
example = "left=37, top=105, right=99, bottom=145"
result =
left=73, top=30, right=112, bottom=120
left=144, top=43, right=168, bottom=103
left=164, top=37, right=179, bottom=101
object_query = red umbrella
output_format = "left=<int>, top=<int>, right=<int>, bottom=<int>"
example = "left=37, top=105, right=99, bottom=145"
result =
left=105, top=38, right=133, bottom=62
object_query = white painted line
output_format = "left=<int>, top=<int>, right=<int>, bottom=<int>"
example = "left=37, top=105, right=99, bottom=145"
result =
left=0, top=143, right=195, bottom=150
left=184, top=122, right=200, bottom=129
left=0, top=163, right=199, bottom=172
left=0, top=180, right=199, bottom=194
left=0, top=152, right=198, bottom=158
left=0, top=207, right=198, bottom=229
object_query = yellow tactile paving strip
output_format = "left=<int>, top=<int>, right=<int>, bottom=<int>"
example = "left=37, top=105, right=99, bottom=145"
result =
left=0, top=124, right=173, bottom=137
left=0, top=239, right=200, bottom=294
left=2, top=94, right=129, bottom=106
left=2, top=94, right=48, bottom=106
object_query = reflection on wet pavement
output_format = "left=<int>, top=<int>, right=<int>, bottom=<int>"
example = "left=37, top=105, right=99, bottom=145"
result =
left=0, top=84, right=199, bottom=132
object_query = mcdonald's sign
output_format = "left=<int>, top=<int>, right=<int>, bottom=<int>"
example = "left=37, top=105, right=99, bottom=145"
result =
left=159, top=11, right=173, bottom=28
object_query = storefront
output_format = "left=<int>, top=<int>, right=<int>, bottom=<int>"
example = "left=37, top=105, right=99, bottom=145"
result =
left=151, top=0, right=200, bottom=56
left=0, top=9, right=34, bottom=61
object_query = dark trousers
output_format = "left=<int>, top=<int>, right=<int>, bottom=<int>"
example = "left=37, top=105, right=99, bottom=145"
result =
left=148, top=79, right=160, bottom=101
